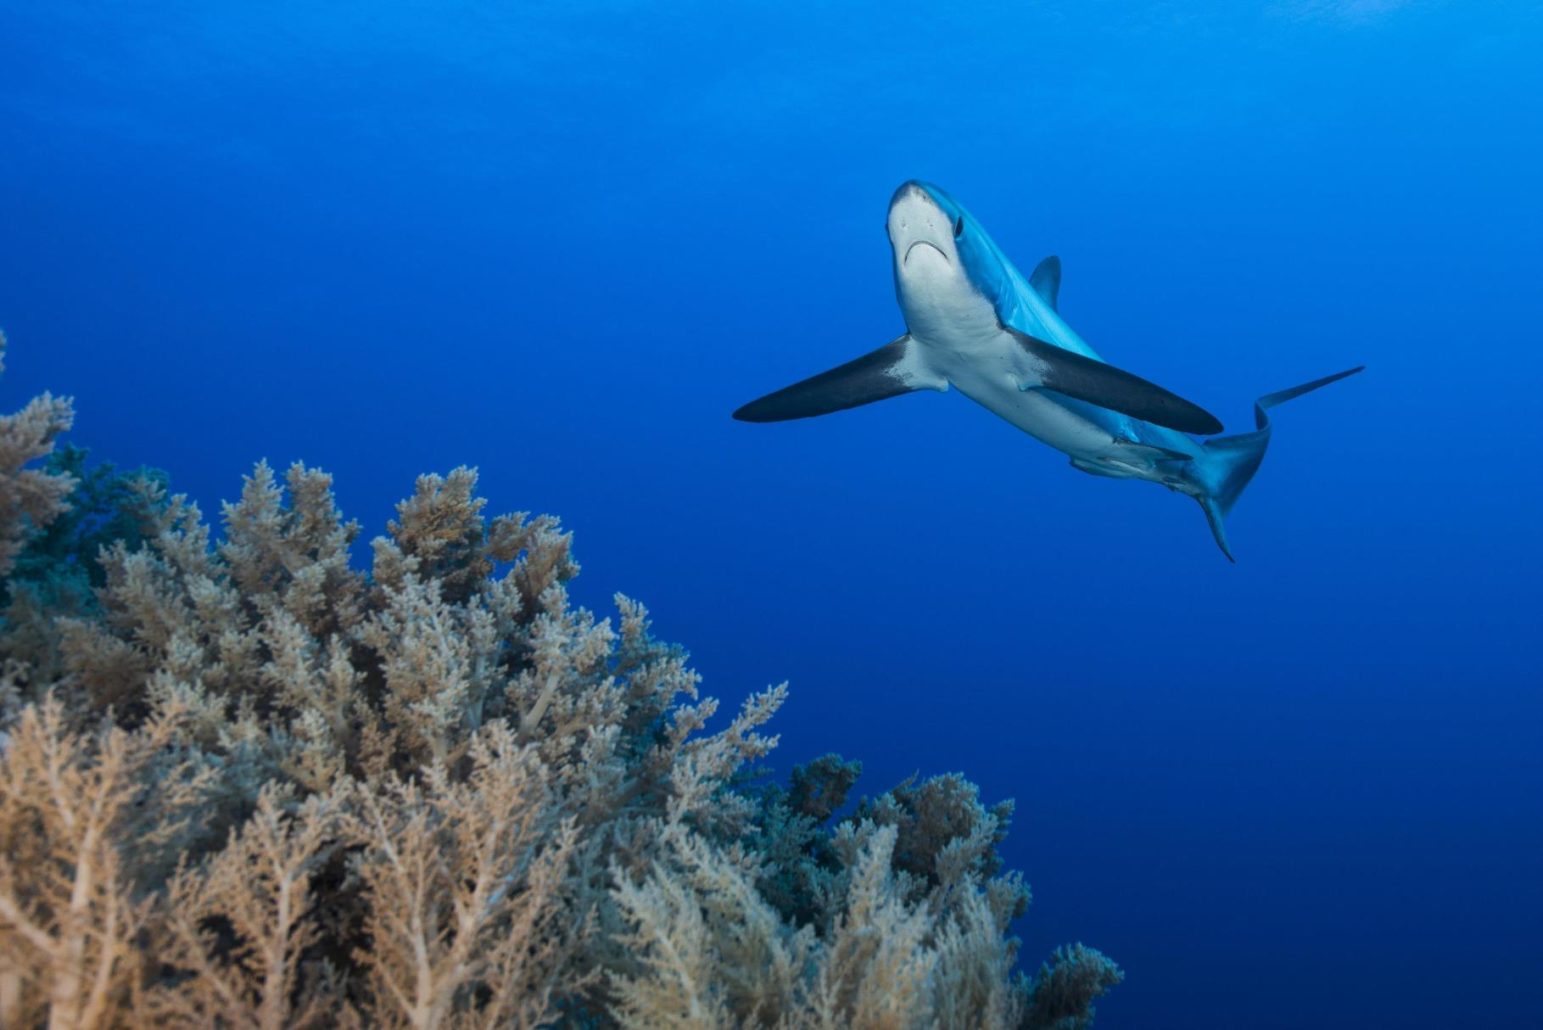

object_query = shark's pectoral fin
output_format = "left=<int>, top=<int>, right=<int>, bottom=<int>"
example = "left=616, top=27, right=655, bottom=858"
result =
left=1006, top=328, right=1224, bottom=436
left=732, top=335, right=946, bottom=422
left=1028, top=256, right=1061, bottom=310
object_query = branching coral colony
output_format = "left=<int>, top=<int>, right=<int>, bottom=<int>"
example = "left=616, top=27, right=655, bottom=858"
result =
left=0, top=332, right=1121, bottom=1029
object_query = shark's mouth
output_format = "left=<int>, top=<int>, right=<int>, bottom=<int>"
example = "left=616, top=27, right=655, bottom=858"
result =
left=904, top=240, right=949, bottom=265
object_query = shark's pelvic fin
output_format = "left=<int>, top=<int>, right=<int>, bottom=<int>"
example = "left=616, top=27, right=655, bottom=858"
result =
left=1196, top=364, right=1365, bottom=559
left=1112, top=438, right=1193, bottom=463
left=1071, top=439, right=1193, bottom=480
left=1028, top=255, right=1061, bottom=310
left=1006, top=327, right=1225, bottom=436
left=732, top=335, right=947, bottom=422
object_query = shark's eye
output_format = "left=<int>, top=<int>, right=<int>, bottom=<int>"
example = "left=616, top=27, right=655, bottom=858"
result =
left=953, top=216, right=965, bottom=239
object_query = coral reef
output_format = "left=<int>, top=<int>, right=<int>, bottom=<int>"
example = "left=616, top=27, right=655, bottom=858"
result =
left=0, top=339, right=1120, bottom=1028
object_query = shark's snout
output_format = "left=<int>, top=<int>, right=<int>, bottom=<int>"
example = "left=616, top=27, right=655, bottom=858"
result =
left=887, top=181, right=942, bottom=232
left=889, top=180, right=932, bottom=211
left=888, top=180, right=953, bottom=269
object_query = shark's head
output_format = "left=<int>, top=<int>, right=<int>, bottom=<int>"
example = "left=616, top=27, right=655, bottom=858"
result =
left=886, top=180, right=1017, bottom=337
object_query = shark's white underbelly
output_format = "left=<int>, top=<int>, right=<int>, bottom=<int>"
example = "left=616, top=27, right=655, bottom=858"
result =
left=917, top=329, right=1117, bottom=461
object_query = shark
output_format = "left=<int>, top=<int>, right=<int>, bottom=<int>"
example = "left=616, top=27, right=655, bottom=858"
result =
left=733, top=180, right=1363, bottom=560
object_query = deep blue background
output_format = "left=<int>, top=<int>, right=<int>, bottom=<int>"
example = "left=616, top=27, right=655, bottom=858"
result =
left=3, top=3, right=1540, bottom=1026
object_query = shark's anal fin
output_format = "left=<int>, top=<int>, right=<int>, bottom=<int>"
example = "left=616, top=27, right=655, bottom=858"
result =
left=732, top=335, right=946, bottom=422
left=1028, top=256, right=1061, bottom=310
left=1006, top=327, right=1225, bottom=436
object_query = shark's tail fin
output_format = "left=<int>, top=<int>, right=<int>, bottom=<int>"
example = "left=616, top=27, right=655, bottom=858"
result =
left=1197, top=365, right=1365, bottom=561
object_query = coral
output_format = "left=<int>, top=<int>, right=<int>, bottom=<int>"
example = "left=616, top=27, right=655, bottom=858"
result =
left=788, top=753, right=863, bottom=822
left=1022, top=944, right=1125, bottom=1030
left=0, top=332, right=76, bottom=580
left=145, top=785, right=345, bottom=1029
left=854, top=772, right=1031, bottom=922
left=0, top=339, right=1121, bottom=1028
left=0, top=696, right=214, bottom=1026
left=6, top=445, right=168, bottom=597
left=1, top=445, right=168, bottom=690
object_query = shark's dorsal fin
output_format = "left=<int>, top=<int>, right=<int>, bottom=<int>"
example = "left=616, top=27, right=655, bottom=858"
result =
left=1029, top=255, right=1061, bottom=310
left=732, top=335, right=947, bottom=422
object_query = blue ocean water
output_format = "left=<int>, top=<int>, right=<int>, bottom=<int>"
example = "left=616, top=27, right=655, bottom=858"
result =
left=2, top=2, right=1540, bottom=1026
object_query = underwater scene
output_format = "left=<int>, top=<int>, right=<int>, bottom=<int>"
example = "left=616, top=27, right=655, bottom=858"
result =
left=1, top=2, right=1540, bottom=1027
